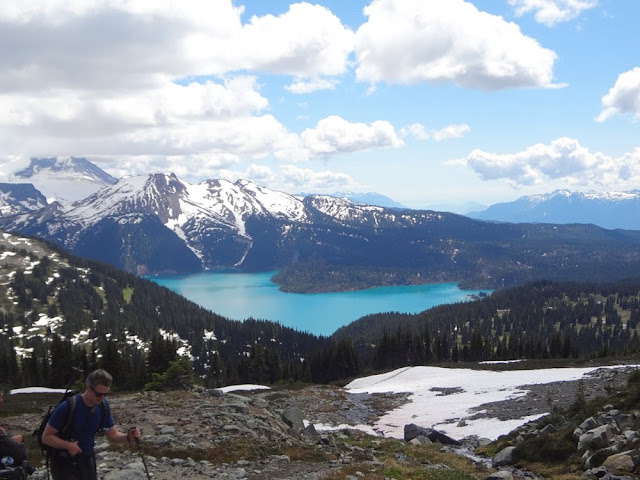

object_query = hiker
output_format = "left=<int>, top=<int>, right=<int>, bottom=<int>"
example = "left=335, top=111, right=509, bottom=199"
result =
left=41, top=369, right=141, bottom=480
left=0, top=391, right=29, bottom=465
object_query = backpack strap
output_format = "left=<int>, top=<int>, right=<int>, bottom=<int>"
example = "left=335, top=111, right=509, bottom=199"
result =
left=62, top=394, right=77, bottom=437
left=99, top=398, right=111, bottom=432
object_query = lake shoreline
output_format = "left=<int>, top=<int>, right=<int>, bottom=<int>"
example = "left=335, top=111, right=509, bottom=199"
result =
left=147, top=271, right=489, bottom=337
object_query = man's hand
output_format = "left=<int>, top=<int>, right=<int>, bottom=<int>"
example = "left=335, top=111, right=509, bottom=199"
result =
left=66, top=440, right=82, bottom=457
left=127, top=426, right=141, bottom=444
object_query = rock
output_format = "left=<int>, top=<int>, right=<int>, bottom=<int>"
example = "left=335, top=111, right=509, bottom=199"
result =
left=403, top=423, right=461, bottom=445
left=579, top=417, right=599, bottom=431
left=579, top=425, right=613, bottom=453
left=584, top=445, right=621, bottom=470
left=492, top=446, right=516, bottom=467
left=539, top=423, right=557, bottom=435
left=484, top=471, right=514, bottom=480
left=581, top=466, right=608, bottom=479
left=281, top=406, right=305, bottom=432
left=602, top=450, right=637, bottom=472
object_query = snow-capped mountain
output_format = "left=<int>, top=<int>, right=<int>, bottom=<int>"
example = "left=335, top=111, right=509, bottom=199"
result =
left=4, top=158, right=640, bottom=289
left=467, top=190, right=640, bottom=230
left=298, top=191, right=405, bottom=209
left=0, top=171, right=320, bottom=274
left=331, top=191, right=406, bottom=209
left=0, top=183, right=48, bottom=216
left=0, top=156, right=117, bottom=204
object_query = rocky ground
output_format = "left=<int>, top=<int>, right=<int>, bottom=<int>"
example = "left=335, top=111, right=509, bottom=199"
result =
left=0, top=366, right=635, bottom=479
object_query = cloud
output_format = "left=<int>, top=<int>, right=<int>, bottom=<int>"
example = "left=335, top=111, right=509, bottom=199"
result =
left=0, top=1, right=354, bottom=92
left=285, top=78, right=339, bottom=94
left=400, top=123, right=470, bottom=141
left=239, top=3, right=355, bottom=78
left=433, top=124, right=471, bottom=141
left=0, top=1, right=360, bottom=177
left=210, top=164, right=359, bottom=193
left=295, top=115, right=404, bottom=159
left=279, top=164, right=359, bottom=191
left=0, top=76, right=289, bottom=170
left=508, top=0, right=598, bottom=27
left=354, top=0, right=561, bottom=90
left=463, top=137, right=633, bottom=188
left=597, top=67, right=640, bottom=122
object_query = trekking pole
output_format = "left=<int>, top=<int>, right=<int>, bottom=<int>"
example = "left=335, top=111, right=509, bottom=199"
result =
left=134, top=436, right=152, bottom=480
left=58, top=367, right=82, bottom=402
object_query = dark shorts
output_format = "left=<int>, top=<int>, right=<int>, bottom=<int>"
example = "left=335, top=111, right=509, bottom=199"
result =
left=50, top=453, right=97, bottom=480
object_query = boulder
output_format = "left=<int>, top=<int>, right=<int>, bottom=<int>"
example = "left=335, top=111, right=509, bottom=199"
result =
left=492, top=446, right=516, bottom=467
left=579, top=425, right=613, bottom=453
left=403, top=424, right=461, bottom=445
left=484, top=471, right=514, bottom=480
left=584, top=445, right=621, bottom=470
left=602, top=450, right=638, bottom=473
left=281, top=406, right=305, bottom=432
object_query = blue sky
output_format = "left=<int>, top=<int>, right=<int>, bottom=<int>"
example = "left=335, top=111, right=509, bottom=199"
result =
left=0, top=1, right=639, bottom=210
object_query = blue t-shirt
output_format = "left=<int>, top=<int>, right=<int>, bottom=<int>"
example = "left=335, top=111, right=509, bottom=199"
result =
left=48, top=393, right=115, bottom=456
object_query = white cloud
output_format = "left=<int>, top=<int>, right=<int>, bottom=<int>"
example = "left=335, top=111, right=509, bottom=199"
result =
left=298, top=115, right=404, bottom=158
left=400, top=124, right=431, bottom=141
left=0, top=1, right=354, bottom=91
left=205, top=163, right=359, bottom=193
left=400, top=123, right=470, bottom=142
left=597, top=67, right=640, bottom=122
left=278, top=164, right=359, bottom=191
left=463, top=137, right=632, bottom=188
left=239, top=3, right=355, bottom=77
left=354, top=0, right=561, bottom=90
left=0, top=0, right=360, bottom=178
left=432, top=124, right=471, bottom=142
left=285, top=78, right=338, bottom=94
left=508, top=0, right=598, bottom=27
left=0, top=76, right=289, bottom=171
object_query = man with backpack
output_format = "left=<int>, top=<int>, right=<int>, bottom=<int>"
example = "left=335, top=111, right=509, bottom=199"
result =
left=41, top=369, right=141, bottom=480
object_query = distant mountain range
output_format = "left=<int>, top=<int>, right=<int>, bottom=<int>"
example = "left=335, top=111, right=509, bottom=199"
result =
left=3, top=157, right=640, bottom=291
left=305, top=191, right=406, bottom=209
left=468, top=190, right=640, bottom=230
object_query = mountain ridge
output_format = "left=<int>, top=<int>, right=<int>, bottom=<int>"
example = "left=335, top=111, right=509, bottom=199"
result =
left=468, top=189, right=640, bottom=230
left=4, top=158, right=640, bottom=291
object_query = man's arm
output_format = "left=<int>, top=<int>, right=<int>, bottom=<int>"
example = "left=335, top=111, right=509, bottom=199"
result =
left=41, top=423, right=82, bottom=456
left=105, top=425, right=141, bottom=445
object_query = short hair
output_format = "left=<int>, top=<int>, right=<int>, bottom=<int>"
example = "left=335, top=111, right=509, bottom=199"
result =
left=86, top=369, right=113, bottom=389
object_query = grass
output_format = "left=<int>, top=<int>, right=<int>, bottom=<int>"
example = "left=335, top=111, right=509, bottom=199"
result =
left=122, top=286, right=134, bottom=303
left=143, top=438, right=279, bottom=463
left=330, top=430, right=491, bottom=480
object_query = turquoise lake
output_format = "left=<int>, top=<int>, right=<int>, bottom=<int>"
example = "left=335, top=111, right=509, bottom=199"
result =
left=147, top=271, right=488, bottom=337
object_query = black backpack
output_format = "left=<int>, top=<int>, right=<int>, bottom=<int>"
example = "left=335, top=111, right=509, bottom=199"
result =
left=33, top=391, right=77, bottom=457
left=0, top=466, right=27, bottom=480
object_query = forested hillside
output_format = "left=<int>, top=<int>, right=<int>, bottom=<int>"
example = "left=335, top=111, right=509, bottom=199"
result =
left=0, top=233, right=330, bottom=390
left=333, top=278, right=640, bottom=370
left=4, top=231, right=640, bottom=393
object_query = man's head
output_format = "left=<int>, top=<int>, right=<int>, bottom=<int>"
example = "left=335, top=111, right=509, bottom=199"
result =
left=85, top=369, right=112, bottom=405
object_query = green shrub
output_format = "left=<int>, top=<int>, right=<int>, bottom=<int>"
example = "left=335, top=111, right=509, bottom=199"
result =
left=144, top=357, right=193, bottom=391
left=512, top=430, right=576, bottom=463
